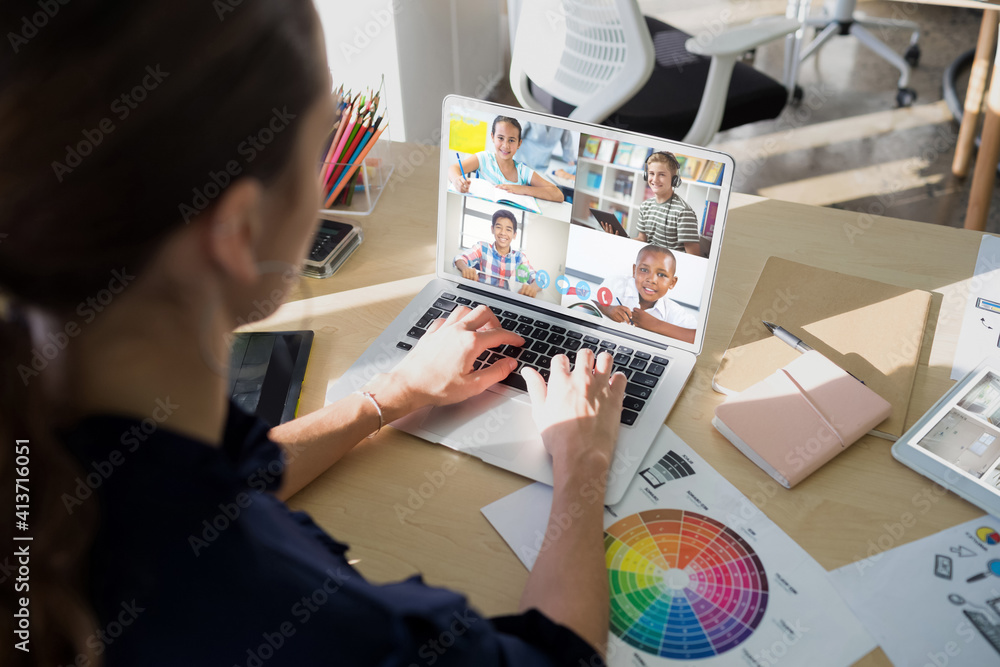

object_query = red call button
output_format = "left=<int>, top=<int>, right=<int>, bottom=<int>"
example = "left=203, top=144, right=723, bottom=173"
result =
left=597, top=287, right=613, bottom=307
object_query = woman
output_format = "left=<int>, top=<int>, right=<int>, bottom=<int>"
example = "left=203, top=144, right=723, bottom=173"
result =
left=0, top=1, right=625, bottom=665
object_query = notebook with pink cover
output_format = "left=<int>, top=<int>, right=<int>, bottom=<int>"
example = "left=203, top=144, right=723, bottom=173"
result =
left=712, top=351, right=892, bottom=488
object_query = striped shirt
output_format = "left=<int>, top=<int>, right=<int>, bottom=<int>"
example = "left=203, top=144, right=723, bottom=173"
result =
left=635, top=194, right=700, bottom=251
left=454, top=241, right=536, bottom=289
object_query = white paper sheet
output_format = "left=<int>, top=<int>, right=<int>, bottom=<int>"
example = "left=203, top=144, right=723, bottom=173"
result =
left=952, top=235, right=1000, bottom=380
left=483, top=426, right=875, bottom=666
left=829, top=515, right=1000, bottom=666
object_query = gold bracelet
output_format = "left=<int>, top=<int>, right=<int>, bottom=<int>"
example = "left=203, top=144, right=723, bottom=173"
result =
left=355, top=390, right=384, bottom=439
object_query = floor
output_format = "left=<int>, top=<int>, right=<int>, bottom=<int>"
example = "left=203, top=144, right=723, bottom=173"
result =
left=500, top=1, right=992, bottom=232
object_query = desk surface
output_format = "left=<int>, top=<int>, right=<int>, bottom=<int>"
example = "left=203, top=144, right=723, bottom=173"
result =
left=257, top=142, right=987, bottom=666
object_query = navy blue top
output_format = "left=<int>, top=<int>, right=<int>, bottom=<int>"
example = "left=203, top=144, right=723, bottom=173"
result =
left=62, top=401, right=603, bottom=666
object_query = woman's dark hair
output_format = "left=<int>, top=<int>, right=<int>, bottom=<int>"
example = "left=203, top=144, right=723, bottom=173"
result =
left=491, top=115, right=522, bottom=141
left=492, top=209, right=518, bottom=235
left=0, top=1, right=327, bottom=664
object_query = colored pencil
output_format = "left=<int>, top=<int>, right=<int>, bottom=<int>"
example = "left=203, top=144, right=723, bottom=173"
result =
left=324, top=124, right=386, bottom=207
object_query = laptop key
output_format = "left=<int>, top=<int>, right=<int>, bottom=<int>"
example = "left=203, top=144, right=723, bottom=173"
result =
left=567, top=331, right=583, bottom=340
left=613, top=366, right=633, bottom=379
left=489, top=306, right=502, bottom=315
left=518, top=315, right=534, bottom=324
left=415, top=316, right=432, bottom=329
left=520, top=350, right=538, bottom=364
left=442, top=293, right=457, bottom=300
left=539, top=369, right=550, bottom=382
left=531, top=340, right=549, bottom=354
left=625, top=383, right=651, bottom=400
left=581, top=343, right=598, bottom=353
left=533, top=321, right=550, bottom=330
left=407, top=327, right=425, bottom=339
left=620, top=410, right=639, bottom=426
left=634, top=351, right=651, bottom=360
left=502, top=311, right=518, bottom=319
left=600, top=341, right=616, bottom=350
left=477, top=350, right=490, bottom=361
left=473, top=360, right=482, bottom=370
left=487, top=353, right=504, bottom=365
left=538, top=355, right=552, bottom=368
left=547, top=333, right=566, bottom=346
left=623, top=396, right=645, bottom=412
left=653, top=355, right=669, bottom=365
left=564, top=339, right=581, bottom=351
left=632, top=372, right=658, bottom=388
left=396, top=341, right=412, bottom=351
left=566, top=351, right=577, bottom=363
left=583, top=335, right=599, bottom=344
left=516, top=323, right=533, bottom=336
left=501, top=319, right=518, bottom=331
left=619, top=347, right=634, bottom=355
left=629, top=358, right=647, bottom=372
left=456, top=297, right=472, bottom=305
left=614, top=352, right=630, bottom=365
left=424, top=308, right=443, bottom=320
left=550, top=325, right=566, bottom=334
left=434, top=298, right=457, bottom=312
left=500, top=373, right=528, bottom=391
left=503, top=345, right=522, bottom=359
left=647, top=363, right=665, bottom=377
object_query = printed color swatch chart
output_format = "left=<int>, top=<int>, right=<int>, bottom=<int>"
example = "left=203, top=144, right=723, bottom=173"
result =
left=606, top=510, right=767, bottom=659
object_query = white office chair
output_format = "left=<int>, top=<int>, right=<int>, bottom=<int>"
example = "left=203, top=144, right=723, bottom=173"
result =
left=509, top=0, right=801, bottom=146
left=786, top=0, right=920, bottom=107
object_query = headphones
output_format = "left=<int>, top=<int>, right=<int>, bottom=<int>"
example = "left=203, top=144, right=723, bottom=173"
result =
left=643, top=151, right=682, bottom=188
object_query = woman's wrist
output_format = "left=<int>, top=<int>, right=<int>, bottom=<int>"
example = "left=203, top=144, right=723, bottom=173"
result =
left=360, top=372, right=426, bottom=424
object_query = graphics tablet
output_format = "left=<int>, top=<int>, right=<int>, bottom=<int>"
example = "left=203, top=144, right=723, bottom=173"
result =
left=892, top=357, right=1000, bottom=518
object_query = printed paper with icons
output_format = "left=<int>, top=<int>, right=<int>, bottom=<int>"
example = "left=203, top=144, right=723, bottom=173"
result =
left=482, top=427, right=875, bottom=666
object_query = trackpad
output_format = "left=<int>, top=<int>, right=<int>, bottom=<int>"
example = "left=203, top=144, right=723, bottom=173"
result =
left=418, top=392, right=540, bottom=462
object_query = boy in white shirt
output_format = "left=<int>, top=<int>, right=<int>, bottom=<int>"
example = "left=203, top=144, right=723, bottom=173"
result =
left=594, top=245, right=696, bottom=343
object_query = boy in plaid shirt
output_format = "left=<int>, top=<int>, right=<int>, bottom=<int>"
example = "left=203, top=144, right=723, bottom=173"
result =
left=454, top=209, right=541, bottom=297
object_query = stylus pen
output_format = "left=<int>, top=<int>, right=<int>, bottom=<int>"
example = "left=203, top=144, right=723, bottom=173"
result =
left=762, top=321, right=813, bottom=352
left=616, top=297, right=633, bottom=325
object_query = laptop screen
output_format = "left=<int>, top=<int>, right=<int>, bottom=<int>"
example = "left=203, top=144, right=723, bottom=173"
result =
left=436, top=95, right=735, bottom=356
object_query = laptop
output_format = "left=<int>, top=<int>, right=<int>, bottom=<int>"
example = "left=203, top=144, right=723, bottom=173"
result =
left=325, top=95, right=734, bottom=503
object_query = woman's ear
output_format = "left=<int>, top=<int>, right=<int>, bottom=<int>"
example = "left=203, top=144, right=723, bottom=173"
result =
left=203, top=178, right=264, bottom=285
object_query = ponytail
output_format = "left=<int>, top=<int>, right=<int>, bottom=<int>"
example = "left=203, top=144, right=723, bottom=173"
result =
left=0, top=305, right=99, bottom=667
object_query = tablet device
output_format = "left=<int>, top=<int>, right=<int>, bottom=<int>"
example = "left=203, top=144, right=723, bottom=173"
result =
left=229, top=330, right=313, bottom=427
left=589, top=208, right=629, bottom=237
left=892, top=357, right=1000, bottom=518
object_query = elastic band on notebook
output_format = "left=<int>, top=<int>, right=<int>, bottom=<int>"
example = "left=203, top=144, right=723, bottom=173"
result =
left=779, top=369, right=846, bottom=447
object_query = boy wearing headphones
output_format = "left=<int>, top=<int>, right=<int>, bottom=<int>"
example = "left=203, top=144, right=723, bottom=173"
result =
left=634, top=152, right=701, bottom=256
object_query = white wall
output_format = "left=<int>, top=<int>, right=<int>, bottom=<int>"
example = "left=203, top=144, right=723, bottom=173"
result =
left=316, top=0, right=504, bottom=143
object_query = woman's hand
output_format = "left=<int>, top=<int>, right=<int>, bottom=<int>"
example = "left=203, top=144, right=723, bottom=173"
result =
left=366, top=305, right=523, bottom=419
left=522, top=349, right=626, bottom=476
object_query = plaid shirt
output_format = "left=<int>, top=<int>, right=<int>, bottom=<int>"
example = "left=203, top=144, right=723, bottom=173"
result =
left=454, top=242, right=536, bottom=289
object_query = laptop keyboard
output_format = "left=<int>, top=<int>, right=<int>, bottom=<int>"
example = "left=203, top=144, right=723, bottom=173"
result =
left=396, top=292, right=668, bottom=426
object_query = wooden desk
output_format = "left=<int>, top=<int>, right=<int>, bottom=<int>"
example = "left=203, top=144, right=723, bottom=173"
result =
left=257, top=142, right=986, bottom=666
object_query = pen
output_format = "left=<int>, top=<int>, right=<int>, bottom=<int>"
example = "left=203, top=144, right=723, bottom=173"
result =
left=764, top=320, right=866, bottom=384
left=616, top=297, right=633, bottom=325
left=456, top=152, right=467, bottom=180
left=762, top=321, right=813, bottom=352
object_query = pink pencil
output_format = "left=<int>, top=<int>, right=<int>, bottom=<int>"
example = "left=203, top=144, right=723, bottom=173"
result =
left=321, top=104, right=356, bottom=184
left=324, top=104, right=360, bottom=184
left=320, top=105, right=350, bottom=183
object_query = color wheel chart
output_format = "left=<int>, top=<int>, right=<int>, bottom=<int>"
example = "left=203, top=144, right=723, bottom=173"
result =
left=605, top=509, right=768, bottom=660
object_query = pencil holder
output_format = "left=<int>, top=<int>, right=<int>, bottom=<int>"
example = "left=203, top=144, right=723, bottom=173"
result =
left=318, top=120, right=394, bottom=216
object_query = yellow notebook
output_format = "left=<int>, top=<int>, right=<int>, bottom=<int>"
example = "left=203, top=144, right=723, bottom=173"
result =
left=712, top=257, right=932, bottom=439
